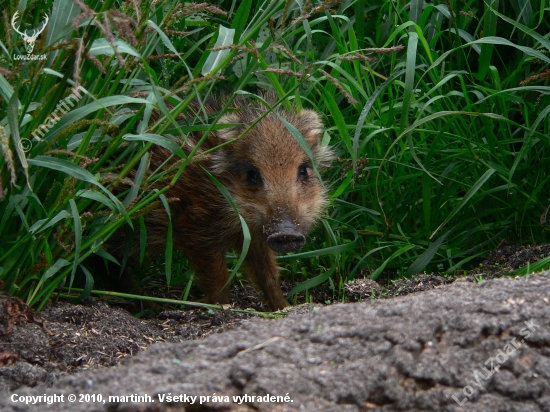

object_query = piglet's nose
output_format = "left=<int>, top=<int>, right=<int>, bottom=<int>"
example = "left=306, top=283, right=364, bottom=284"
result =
left=267, top=219, right=306, bottom=253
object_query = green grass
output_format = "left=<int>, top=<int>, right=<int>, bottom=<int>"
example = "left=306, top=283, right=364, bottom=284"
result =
left=1, top=0, right=549, bottom=310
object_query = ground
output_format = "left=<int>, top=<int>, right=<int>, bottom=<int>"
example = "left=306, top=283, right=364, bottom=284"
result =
left=1, top=242, right=550, bottom=411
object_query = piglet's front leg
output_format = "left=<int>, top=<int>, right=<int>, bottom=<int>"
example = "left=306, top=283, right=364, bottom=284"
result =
left=188, top=248, right=231, bottom=306
left=244, top=241, right=290, bottom=311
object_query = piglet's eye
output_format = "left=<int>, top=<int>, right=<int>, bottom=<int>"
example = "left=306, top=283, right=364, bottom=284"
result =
left=298, top=162, right=310, bottom=180
left=246, top=168, right=262, bottom=186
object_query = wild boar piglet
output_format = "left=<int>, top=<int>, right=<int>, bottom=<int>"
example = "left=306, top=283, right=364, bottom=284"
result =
left=130, top=94, right=333, bottom=310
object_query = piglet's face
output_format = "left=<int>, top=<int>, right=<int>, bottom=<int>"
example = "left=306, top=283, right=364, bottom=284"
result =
left=210, top=107, right=332, bottom=253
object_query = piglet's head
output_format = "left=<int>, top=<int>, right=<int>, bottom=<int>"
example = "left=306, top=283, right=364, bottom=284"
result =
left=209, top=101, right=333, bottom=253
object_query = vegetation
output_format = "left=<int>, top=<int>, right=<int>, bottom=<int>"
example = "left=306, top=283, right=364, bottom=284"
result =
left=1, top=0, right=549, bottom=310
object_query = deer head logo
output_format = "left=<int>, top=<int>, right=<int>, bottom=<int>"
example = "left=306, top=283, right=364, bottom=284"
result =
left=11, top=11, right=49, bottom=54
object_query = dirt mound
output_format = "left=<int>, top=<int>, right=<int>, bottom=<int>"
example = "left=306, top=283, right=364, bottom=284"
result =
left=3, top=273, right=549, bottom=411
left=0, top=297, right=252, bottom=393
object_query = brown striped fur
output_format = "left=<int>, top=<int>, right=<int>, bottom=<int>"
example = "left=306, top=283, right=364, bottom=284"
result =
left=120, top=93, right=332, bottom=310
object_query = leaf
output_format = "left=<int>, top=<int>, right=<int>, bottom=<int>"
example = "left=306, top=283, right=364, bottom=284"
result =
left=29, top=156, right=91, bottom=182
left=147, top=20, right=185, bottom=61
left=431, top=168, right=496, bottom=238
left=509, top=255, right=550, bottom=276
left=69, top=199, right=82, bottom=283
left=401, top=31, right=418, bottom=132
left=123, top=133, right=186, bottom=158
left=348, top=246, right=393, bottom=279
left=232, top=1, right=252, bottom=42
left=353, top=69, right=406, bottom=163
left=278, top=116, right=323, bottom=181
left=490, top=4, right=546, bottom=49
left=434, top=4, right=452, bottom=19
left=276, top=240, right=357, bottom=260
left=405, top=230, right=452, bottom=276
left=0, top=73, right=14, bottom=103
left=43, top=259, right=71, bottom=281
left=322, top=89, right=353, bottom=158
left=29, top=210, right=70, bottom=234
left=330, top=170, right=353, bottom=203
left=124, top=152, right=149, bottom=208
left=149, top=78, right=183, bottom=136
left=478, top=0, right=499, bottom=79
left=139, top=216, right=147, bottom=265
left=286, top=262, right=337, bottom=300
left=89, top=39, right=141, bottom=57
left=38, top=95, right=149, bottom=142
left=7, top=92, right=30, bottom=189
left=509, top=104, right=550, bottom=181
left=27, top=258, right=70, bottom=305
left=159, top=193, right=173, bottom=286
left=28, top=156, right=133, bottom=228
left=67, top=130, right=111, bottom=150
left=94, top=247, right=120, bottom=265
left=46, top=0, right=81, bottom=47
left=429, top=37, right=550, bottom=71
left=201, top=25, right=235, bottom=75
left=370, top=244, right=416, bottom=280
left=77, top=265, right=95, bottom=300
left=200, top=166, right=251, bottom=281
left=408, top=134, right=441, bottom=185
left=449, top=28, right=481, bottom=54
left=76, top=189, right=116, bottom=211
left=409, top=0, right=424, bottom=23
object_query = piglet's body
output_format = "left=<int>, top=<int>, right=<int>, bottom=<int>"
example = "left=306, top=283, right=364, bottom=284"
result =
left=142, top=94, right=332, bottom=310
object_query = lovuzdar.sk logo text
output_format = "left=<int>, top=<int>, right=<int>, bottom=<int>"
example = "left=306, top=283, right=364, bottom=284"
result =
left=11, top=10, right=49, bottom=60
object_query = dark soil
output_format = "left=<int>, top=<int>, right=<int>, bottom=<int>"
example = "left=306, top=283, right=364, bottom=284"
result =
left=0, top=294, right=253, bottom=393
left=1, top=242, right=549, bottom=411
left=471, top=242, right=550, bottom=275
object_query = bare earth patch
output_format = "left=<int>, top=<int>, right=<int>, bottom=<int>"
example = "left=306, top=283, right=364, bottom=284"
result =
left=1, top=243, right=549, bottom=411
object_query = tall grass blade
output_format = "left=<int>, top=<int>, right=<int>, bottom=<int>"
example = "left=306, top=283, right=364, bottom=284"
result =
left=431, top=168, right=496, bottom=238
left=405, top=230, right=452, bottom=276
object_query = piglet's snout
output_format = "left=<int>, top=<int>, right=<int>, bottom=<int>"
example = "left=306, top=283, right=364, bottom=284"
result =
left=266, top=219, right=306, bottom=253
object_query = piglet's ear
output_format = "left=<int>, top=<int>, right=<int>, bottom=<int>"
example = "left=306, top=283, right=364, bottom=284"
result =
left=210, top=113, right=242, bottom=175
left=215, top=113, right=242, bottom=142
left=298, top=109, right=324, bottom=145
left=299, top=110, right=333, bottom=169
